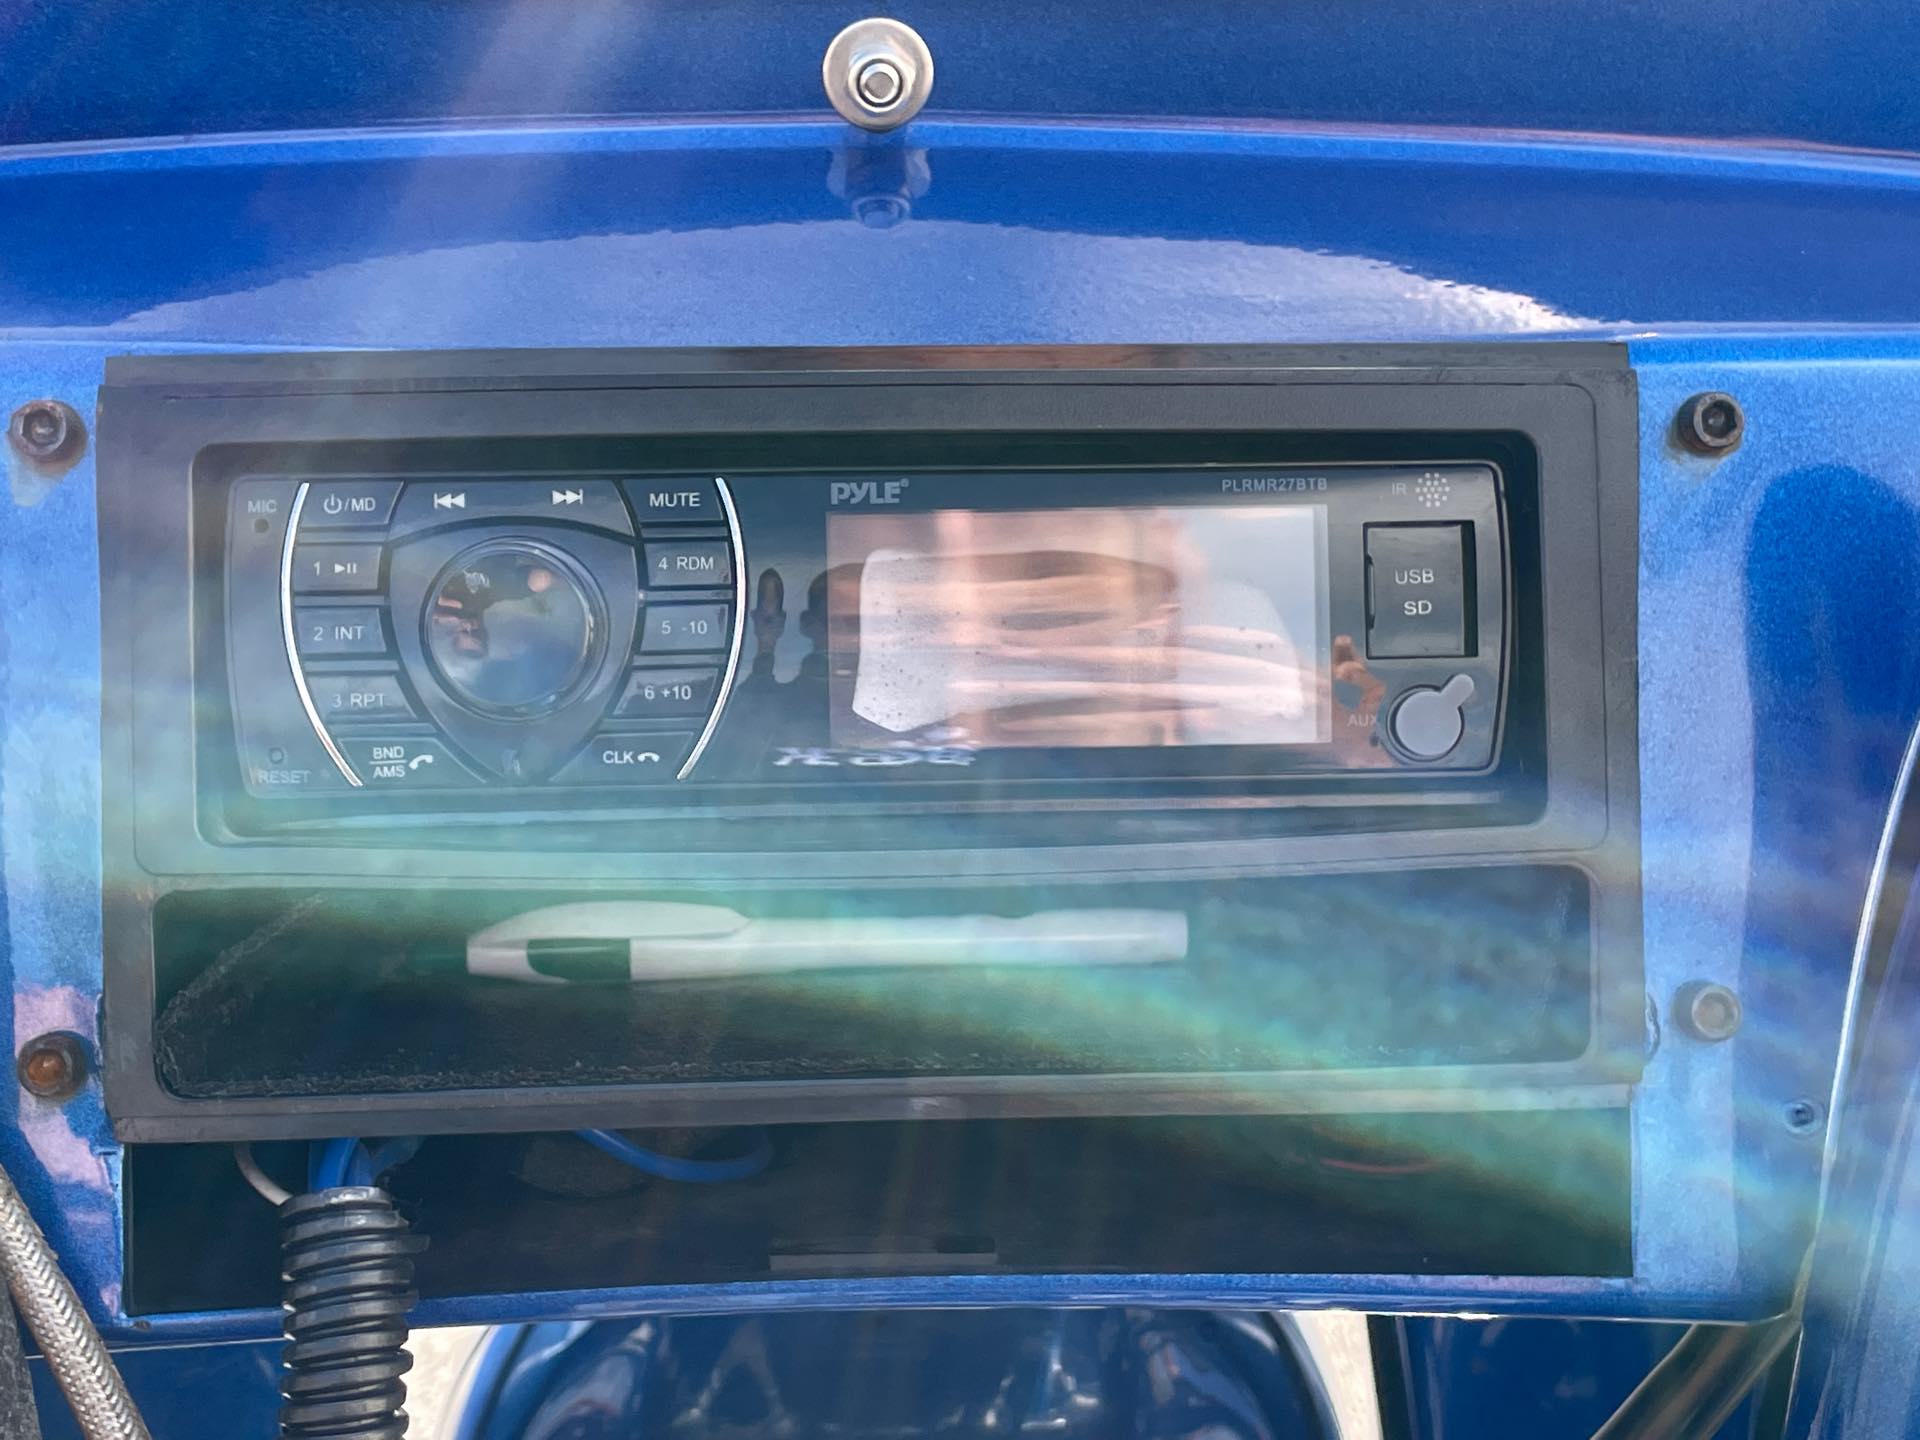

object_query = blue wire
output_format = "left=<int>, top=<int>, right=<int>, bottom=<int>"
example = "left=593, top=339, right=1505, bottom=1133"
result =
left=310, top=1136, right=422, bottom=1191
left=362, top=1136, right=423, bottom=1180
left=577, top=1128, right=773, bottom=1183
left=307, top=1130, right=767, bottom=1193
left=311, top=1137, right=364, bottom=1190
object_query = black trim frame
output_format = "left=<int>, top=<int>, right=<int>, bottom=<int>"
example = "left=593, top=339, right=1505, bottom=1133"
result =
left=97, top=343, right=1641, bottom=1143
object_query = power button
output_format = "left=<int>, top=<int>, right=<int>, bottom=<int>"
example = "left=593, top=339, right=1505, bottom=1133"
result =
left=304, top=480, right=401, bottom=529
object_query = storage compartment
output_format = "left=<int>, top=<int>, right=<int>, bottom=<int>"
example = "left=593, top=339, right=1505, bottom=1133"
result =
left=125, top=1108, right=1633, bottom=1315
left=151, top=867, right=1599, bottom=1111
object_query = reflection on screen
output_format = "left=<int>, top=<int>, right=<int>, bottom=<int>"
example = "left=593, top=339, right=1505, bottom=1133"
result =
left=827, top=506, right=1329, bottom=748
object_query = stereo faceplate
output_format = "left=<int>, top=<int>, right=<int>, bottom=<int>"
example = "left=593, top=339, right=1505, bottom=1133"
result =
left=228, top=463, right=1508, bottom=806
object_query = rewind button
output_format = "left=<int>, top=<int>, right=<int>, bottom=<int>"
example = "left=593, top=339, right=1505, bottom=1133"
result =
left=390, top=480, right=634, bottom=537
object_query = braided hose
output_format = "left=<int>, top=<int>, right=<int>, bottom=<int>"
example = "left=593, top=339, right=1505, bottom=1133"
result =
left=0, top=1160, right=148, bottom=1440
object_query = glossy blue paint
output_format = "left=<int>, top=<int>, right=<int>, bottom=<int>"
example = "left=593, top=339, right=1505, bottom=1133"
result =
left=0, top=110, right=1918, bottom=1360
left=1627, top=345, right=1920, bottom=1319
left=457, top=1310, right=1329, bottom=1440
left=1393, top=1317, right=1760, bottom=1439
left=1788, top=726, right=1920, bottom=1436
left=28, top=1341, right=282, bottom=1439
left=4, top=0, right=1920, bottom=154
left=5, top=123, right=1920, bottom=347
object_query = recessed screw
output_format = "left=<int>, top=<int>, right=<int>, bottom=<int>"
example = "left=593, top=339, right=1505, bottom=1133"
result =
left=1674, top=981, right=1742, bottom=1042
left=17, top=1032, right=89, bottom=1102
left=1675, top=392, right=1744, bottom=456
left=855, top=58, right=905, bottom=109
left=1785, top=1099, right=1824, bottom=1134
left=7, top=399, right=85, bottom=468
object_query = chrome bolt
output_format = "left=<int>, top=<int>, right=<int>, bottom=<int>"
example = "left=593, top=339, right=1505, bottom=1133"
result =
left=824, top=19, right=935, bottom=131
left=856, top=57, right=906, bottom=110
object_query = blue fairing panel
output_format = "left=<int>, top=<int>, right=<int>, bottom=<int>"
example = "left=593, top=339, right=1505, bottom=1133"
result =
left=4, top=0, right=1920, bottom=153
left=2, top=30, right=1920, bottom=1440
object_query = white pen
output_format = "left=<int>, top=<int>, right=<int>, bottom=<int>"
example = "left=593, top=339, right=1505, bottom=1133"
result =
left=465, top=902, right=1189, bottom=984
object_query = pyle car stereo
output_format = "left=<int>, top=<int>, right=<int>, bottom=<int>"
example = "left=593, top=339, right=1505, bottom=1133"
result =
left=99, top=344, right=1636, bottom=869
left=228, top=460, right=1506, bottom=802
left=98, top=345, right=1640, bottom=1144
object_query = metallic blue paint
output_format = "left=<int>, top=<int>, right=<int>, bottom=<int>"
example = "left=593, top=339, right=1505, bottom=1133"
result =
left=1393, top=1317, right=1760, bottom=1439
left=3, top=0, right=1920, bottom=154
left=28, top=1341, right=283, bottom=1439
left=5, top=123, right=1920, bottom=346
left=1788, top=724, right=1920, bottom=1436
left=458, top=1310, right=1329, bottom=1440
left=0, top=106, right=1916, bottom=1419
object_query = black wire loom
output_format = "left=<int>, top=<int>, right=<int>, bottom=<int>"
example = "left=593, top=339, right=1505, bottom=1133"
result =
left=278, top=1187, right=424, bottom=1440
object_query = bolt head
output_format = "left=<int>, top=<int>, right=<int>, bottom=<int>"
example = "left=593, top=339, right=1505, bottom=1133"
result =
left=1676, top=391, right=1744, bottom=455
left=1674, top=981, right=1742, bottom=1042
left=823, top=18, right=934, bottom=131
left=855, top=57, right=906, bottom=109
left=8, top=399, right=83, bottom=467
left=17, top=1032, right=88, bottom=1101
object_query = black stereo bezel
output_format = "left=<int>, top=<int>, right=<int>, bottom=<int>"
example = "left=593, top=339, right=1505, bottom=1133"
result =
left=219, top=456, right=1513, bottom=811
left=97, top=343, right=1640, bottom=1143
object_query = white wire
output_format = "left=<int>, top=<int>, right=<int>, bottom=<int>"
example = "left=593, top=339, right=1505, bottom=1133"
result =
left=232, top=1144, right=293, bottom=1207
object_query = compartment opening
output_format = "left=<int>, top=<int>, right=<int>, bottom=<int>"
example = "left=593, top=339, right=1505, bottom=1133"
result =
left=151, top=868, right=1595, bottom=1102
left=126, top=1108, right=1633, bottom=1316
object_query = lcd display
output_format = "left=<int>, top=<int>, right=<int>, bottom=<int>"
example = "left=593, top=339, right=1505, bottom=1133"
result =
left=827, top=506, right=1330, bottom=748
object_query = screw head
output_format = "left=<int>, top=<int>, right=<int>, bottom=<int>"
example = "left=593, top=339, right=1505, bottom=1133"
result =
left=17, top=1032, right=89, bottom=1102
left=8, top=400, right=82, bottom=464
left=855, top=57, right=906, bottom=109
left=1676, top=392, right=1745, bottom=456
left=823, top=18, right=935, bottom=131
left=8, top=399, right=84, bottom=467
left=1785, top=1099, right=1825, bottom=1134
left=1674, top=981, right=1742, bottom=1042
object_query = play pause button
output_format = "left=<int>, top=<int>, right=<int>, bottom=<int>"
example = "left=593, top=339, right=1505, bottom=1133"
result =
left=292, top=543, right=384, bottom=594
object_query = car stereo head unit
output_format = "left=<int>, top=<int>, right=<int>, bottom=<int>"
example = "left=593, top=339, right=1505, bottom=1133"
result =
left=231, top=460, right=1507, bottom=806
left=97, top=345, right=1639, bottom=1144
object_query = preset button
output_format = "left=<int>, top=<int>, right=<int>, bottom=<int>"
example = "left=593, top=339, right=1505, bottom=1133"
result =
left=295, top=606, right=388, bottom=656
left=308, top=671, right=416, bottom=723
left=644, top=541, right=733, bottom=589
left=616, top=667, right=719, bottom=718
left=640, top=604, right=731, bottom=653
left=292, top=543, right=383, bottom=594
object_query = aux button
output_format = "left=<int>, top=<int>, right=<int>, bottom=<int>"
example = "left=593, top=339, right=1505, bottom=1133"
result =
left=1389, top=674, right=1475, bottom=762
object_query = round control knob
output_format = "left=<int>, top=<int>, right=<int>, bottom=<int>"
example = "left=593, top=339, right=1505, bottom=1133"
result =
left=423, top=540, right=604, bottom=717
left=1389, top=674, right=1475, bottom=761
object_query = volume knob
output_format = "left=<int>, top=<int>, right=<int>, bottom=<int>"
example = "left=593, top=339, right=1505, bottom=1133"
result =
left=423, top=540, right=605, bottom=718
left=1389, top=674, right=1475, bottom=761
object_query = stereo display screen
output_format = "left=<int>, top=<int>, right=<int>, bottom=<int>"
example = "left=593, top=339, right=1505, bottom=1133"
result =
left=827, top=505, right=1331, bottom=749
